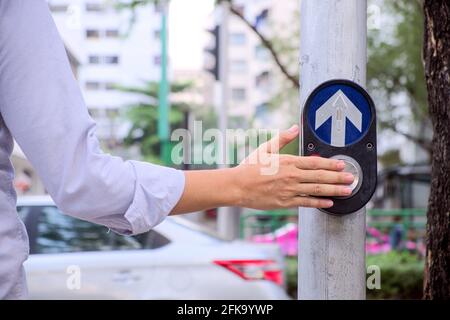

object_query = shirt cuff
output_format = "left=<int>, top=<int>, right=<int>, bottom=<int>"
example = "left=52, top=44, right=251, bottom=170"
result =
left=113, top=161, right=185, bottom=235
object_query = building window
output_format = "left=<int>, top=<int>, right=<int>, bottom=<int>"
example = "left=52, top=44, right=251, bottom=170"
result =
left=104, top=56, right=119, bottom=64
left=49, top=4, right=69, bottom=13
left=255, top=103, right=269, bottom=117
left=104, top=82, right=116, bottom=90
left=85, top=81, right=101, bottom=90
left=86, top=29, right=119, bottom=39
left=154, top=55, right=161, bottom=65
left=229, top=33, right=246, bottom=46
left=255, top=71, right=270, bottom=88
left=105, top=29, right=119, bottom=38
left=89, top=55, right=119, bottom=65
left=88, top=55, right=101, bottom=64
left=230, top=60, right=247, bottom=73
left=86, top=3, right=104, bottom=12
left=154, top=30, right=161, bottom=40
left=86, top=29, right=100, bottom=39
left=254, top=103, right=271, bottom=126
left=85, top=82, right=117, bottom=91
left=255, top=44, right=270, bottom=60
left=231, top=88, right=246, bottom=102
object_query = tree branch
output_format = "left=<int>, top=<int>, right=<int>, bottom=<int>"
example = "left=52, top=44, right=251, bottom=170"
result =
left=223, top=1, right=300, bottom=89
left=382, top=121, right=432, bottom=155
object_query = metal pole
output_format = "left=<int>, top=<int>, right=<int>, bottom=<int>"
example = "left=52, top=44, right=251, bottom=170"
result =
left=298, top=0, right=367, bottom=300
left=158, top=1, right=171, bottom=165
left=217, top=1, right=240, bottom=240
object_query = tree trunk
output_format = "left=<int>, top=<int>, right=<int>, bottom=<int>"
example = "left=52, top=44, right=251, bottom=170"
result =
left=423, top=0, right=450, bottom=300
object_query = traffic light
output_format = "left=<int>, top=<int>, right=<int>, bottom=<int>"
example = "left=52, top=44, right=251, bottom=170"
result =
left=204, top=25, right=220, bottom=80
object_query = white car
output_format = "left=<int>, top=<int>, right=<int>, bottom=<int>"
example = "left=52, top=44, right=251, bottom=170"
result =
left=17, top=196, right=290, bottom=300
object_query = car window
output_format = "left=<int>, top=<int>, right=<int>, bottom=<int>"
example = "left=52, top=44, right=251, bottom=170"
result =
left=17, top=206, right=31, bottom=222
left=133, top=230, right=171, bottom=249
left=33, top=205, right=170, bottom=254
left=35, top=206, right=114, bottom=254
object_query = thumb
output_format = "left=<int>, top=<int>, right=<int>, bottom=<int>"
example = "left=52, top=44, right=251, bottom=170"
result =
left=259, top=125, right=299, bottom=154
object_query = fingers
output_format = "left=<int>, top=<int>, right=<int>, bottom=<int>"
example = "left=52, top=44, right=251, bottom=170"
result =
left=296, top=183, right=353, bottom=197
left=299, top=169, right=354, bottom=184
left=287, top=196, right=334, bottom=209
left=295, top=156, right=345, bottom=171
left=258, top=125, right=299, bottom=154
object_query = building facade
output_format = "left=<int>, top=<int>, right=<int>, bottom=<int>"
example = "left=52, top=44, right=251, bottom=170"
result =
left=206, top=0, right=300, bottom=130
left=48, top=0, right=164, bottom=147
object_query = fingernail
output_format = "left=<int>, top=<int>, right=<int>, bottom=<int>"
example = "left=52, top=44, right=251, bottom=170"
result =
left=342, top=187, right=353, bottom=195
left=288, top=125, right=299, bottom=133
left=337, top=161, right=346, bottom=169
left=324, top=200, right=334, bottom=207
left=345, top=173, right=354, bottom=182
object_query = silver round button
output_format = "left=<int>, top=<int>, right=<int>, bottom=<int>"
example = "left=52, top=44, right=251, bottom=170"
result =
left=331, top=155, right=363, bottom=198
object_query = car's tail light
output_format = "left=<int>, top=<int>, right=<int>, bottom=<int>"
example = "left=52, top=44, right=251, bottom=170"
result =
left=213, top=259, right=283, bottom=285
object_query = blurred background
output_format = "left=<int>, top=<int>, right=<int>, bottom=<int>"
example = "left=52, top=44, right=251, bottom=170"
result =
left=14, top=0, right=429, bottom=299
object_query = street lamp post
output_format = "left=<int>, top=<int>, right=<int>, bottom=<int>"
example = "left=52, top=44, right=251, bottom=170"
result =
left=158, top=0, right=171, bottom=165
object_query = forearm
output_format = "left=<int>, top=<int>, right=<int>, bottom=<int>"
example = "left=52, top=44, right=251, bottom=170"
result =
left=0, top=0, right=184, bottom=235
left=170, top=168, right=242, bottom=215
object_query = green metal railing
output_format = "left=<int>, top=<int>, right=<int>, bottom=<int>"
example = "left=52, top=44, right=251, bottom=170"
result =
left=239, top=208, right=427, bottom=239
left=239, top=209, right=295, bottom=239
left=367, top=208, right=426, bottom=231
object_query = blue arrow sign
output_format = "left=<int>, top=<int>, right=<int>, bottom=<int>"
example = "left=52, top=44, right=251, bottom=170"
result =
left=306, top=82, right=373, bottom=147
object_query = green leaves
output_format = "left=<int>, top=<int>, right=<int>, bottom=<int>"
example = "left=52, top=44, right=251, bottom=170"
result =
left=115, top=81, right=190, bottom=159
left=368, top=0, right=431, bottom=159
left=366, top=252, right=424, bottom=299
left=114, top=0, right=160, bottom=10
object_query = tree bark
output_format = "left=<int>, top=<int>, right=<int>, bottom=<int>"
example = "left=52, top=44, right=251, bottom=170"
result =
left=423, top=0, right=450, bottom=300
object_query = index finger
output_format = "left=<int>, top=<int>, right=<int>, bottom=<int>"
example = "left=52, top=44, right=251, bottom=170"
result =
left=295, top=156, right=345, bottom=171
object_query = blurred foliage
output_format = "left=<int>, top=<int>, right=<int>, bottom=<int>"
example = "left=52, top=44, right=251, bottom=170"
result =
left=256, top=0, right=430, bottom=163
left=266, top=9, right=300, bottom=129
left=368, top=0, right=431, bottom=159
left=366, top=251, right=424, bottom=299
left=114, top=0, right=300, bottom=131
left=280, top=137, right=299, bottom=156
left=285, top=251, right=424, bottom=299
left=113, top=0, right=164, bottom=35
left=114, top=81, right=191, bottom=164
left=113, top=0, right=430, bottom=163
left=285, top=256, right=298, bottom=298
left=378, top=149, right=403, bottom=167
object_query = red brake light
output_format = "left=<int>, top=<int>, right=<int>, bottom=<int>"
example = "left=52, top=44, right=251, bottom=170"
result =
left=213, top=259, right=283, bottom=285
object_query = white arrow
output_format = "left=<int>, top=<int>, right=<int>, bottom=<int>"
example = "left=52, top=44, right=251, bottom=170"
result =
left=315, top=90, right=362, bottom=147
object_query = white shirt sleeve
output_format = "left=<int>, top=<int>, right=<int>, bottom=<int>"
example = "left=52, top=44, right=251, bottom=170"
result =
left=0, top=0, right=185, bottom=235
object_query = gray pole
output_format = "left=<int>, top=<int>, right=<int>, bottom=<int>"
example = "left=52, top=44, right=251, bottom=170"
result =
left=298, top=0, right=367, bottom=300
left=217, top=2, right=240, bottom=240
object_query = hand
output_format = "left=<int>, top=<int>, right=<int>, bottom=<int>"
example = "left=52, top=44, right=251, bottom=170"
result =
left=232, top=125, right=354, bottom=209
left=171, top=125, right=354, bottom=215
